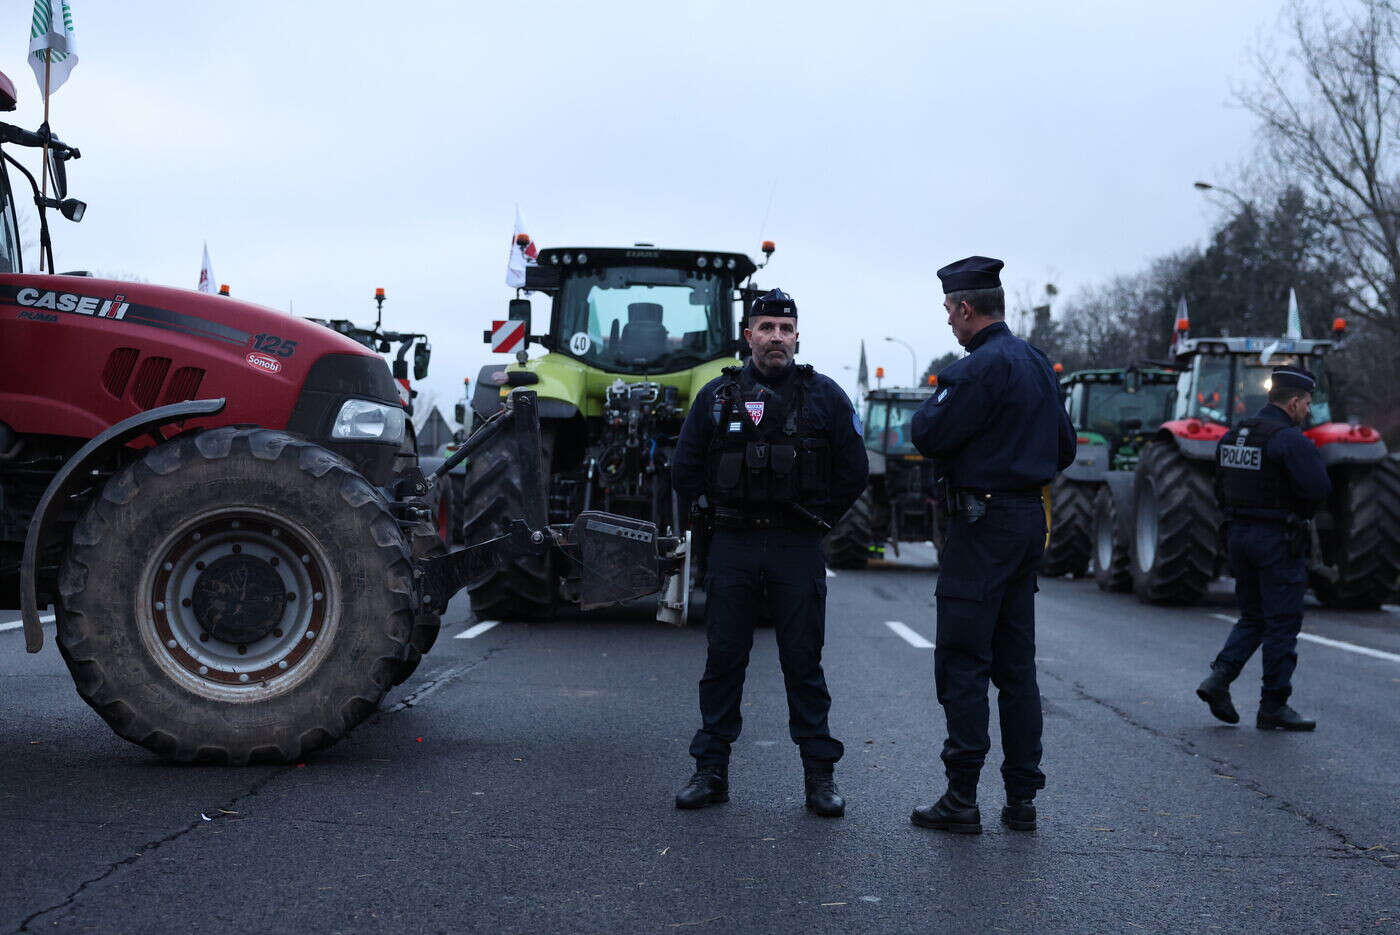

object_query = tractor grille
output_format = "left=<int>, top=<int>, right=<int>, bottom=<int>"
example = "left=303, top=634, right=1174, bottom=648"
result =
left=100, top=347, right=140, bottom=398
left=130, top=357, right=172, bottom=410
left=160, top=367, right=206, bottom=405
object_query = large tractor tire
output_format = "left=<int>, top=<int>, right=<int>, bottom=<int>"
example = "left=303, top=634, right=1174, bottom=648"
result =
left=391, top=521, right=446, bottom=687
left=460, top=428, right=555, bottom=621
left=1312, top=458, right=1400, bottom=609
left=1090, top=484, right=1133, bottom=592
left=823, top=489, right=874, bottom=570
left=1041, top=477, right=1095, bottom=578
left=56, top=428, right=416, bottom=764
left=1129, top=441, right=1219, bottom=604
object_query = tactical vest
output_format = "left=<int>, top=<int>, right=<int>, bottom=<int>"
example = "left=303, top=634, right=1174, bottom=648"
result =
left=705, top=364, right=832, bottom=512
left=1217, top=418, right=1300, bottom=520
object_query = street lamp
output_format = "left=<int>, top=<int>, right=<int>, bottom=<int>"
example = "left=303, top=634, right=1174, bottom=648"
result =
left=884, top=336, right=917, bottom=386
left=1193, top=180, right=1251, bottom=213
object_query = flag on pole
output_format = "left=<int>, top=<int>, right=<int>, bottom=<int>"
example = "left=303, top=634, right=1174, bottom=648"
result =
left=28, top=0, right=77, bottom=99
left=1285, top=287, right=1303, bottom=338
left=505, top=206, right=538, bottom=288
left=198, top=242, right=215, bottom=294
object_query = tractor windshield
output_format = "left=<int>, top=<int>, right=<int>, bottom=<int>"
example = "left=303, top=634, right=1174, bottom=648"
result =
left=864, top=399, right=922, bottom=455
left=0, top=161, right=20, bottom=273
left=1082, top=382, right=1175, bottom=437
left=1178, top=353, right=1332, bottom=427
left=554, top=266, right=731, bottom=374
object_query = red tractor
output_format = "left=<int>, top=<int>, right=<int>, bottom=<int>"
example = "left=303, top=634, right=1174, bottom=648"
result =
left=0, top=71, right=673, bottom=763
left=1101, top=313, right=1400, bottom=608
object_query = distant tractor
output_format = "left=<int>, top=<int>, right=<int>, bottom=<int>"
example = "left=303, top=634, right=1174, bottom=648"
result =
left=824, top=385, right=942, bottom=569
left=464, top=243, right=776, bottom=622
left=1040, top=368, right=1177, bottom=579
left=1101, top=316, right=1400, bottom=608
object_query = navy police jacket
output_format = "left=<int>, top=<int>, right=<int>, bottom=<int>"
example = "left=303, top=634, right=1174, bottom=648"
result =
left=673, top=359, right=869, bottom=526
left=911, top=322, right=1075, bottom=490
left=1221, top=404, right=1331, bottom=516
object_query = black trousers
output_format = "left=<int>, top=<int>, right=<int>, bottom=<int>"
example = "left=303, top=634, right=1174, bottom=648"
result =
left=933, top=497, right=1046, bottom=800
left=689, top=527, right=844, bottom=771
left=1212, top=520, right=1307, bottom=705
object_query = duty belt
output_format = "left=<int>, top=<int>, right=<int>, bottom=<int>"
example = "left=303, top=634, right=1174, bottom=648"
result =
left=950, top=488, right=1042, bottom=525
left=711, top=506, right=829, bottom=533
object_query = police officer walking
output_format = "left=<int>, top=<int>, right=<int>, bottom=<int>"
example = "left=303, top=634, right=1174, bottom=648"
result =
left=670, top=288, right=868, bottom=817
left=908, top=257, right=1075, bottom=835
left=1196, top=366, right=1331, bottom=731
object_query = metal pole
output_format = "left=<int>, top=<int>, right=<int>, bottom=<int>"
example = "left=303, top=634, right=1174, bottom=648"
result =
left=885, top=336, right=917, bottom=385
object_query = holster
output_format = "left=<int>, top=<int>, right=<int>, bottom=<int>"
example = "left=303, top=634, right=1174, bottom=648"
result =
left=1286, top=517, right=1312, bottom=559
left=690, top=500, right=714, bottom=581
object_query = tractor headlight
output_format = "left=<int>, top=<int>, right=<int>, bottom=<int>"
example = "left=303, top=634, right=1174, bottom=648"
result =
left=331, top=399, right=406, bottom=443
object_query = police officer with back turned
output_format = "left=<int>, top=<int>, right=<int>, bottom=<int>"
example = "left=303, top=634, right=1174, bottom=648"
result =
left=908, top=256, right=1075, bottom=835
left=1196, top=365, right=1331, bottom=731
left=670, top=288, right=868, bottom=817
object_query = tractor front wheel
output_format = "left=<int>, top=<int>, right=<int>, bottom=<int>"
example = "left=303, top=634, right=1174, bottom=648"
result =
left=1312, top=458, right=1400, bottom=609
left=1041, top=477, right=1095, bottom=578
left=1090, top=483, right=1133, bottom=592
left=56, top=428, right=415, bottom=764
left=823, top=489, right=874, bottom=570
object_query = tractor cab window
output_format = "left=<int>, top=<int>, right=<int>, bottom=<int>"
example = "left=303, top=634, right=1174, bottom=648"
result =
left=1082, top=381, right=1174, bottom=438
left=863, top=400, right=888, bottom=453
left=555, top=266, right=730, bottom=374
left=1184, top=356, right=1231, bottom=425
left=881, top=400, right=921, bottom=455
left=1233, top=354, right=1331, bottom=427
left=0, top=163, right=20, bottom=273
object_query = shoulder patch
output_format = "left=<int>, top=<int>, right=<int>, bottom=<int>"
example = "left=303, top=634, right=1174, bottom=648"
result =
left=852, top=410, right=863, bottom=437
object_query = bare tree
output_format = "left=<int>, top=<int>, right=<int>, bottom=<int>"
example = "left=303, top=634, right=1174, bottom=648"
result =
left=1240, top=0, right=1400, bottom=331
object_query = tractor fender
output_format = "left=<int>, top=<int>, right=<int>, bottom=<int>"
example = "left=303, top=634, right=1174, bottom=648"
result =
left=535, top=396, right=580, bottom=420
left=1063, top=441, right=1109, bottom=482
left=20, top=398, right=228, bottom=653
left=1305, top=423, right=1389, bottom=465
left=472, top=364, right=509, bottom=423
left=1154, top=424, right=1220, bottom=461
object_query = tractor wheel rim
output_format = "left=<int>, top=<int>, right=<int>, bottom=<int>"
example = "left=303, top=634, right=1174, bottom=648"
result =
left=1095, top=508, right=1114, bottom=573
left=138, top=508, right=339, bottom=702
left=1135, top=486, right=1159, bottom=574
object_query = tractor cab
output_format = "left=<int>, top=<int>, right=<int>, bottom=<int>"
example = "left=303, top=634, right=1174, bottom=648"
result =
left=1062, top=368, right=1177, bottom=472
left=862, top=386, right=934, bottom=459
left=1169, top=335, right=1337, bottom=431
left=516, top=247, right=757, bottom=376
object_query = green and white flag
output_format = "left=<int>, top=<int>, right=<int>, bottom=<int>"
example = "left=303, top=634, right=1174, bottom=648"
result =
left=28, top=0, right=78, bottom=99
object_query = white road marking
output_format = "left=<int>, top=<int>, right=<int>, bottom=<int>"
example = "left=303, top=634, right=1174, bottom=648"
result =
left=885, top=620, right=934, bottom=649
left=0, top=614, right=56, bottom=633
left=1298, top=632, right=1400, bottom=663
left=455, top=620, right=500, bottom=639
left=825, top=568, right=836, bottom=578
left=1206, top=612, right=1399, bottom=663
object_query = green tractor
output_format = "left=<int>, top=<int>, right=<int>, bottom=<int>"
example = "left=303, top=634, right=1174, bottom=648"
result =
left=824, top=385, right=942, bottom=569
left=462, top=243, right=775, bottom=621
left=1040, top=367, right=1177, bottom=580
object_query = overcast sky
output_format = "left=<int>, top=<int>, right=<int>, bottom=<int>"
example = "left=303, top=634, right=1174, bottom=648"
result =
left=1, top=0, right=1295, bottom=410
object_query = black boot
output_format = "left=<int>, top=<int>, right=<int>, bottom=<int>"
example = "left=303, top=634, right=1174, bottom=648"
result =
left=675, top=767, right=728, bottom=809
left=911, top=788, right=981, bottom=834
left=1256, top=702, right=1316, bottom=731
left=1000, top=798, right=1036, bottom=831
left=1196, top=670, right=1240, bottom=724
left=804, top=769, right=845, bottom=818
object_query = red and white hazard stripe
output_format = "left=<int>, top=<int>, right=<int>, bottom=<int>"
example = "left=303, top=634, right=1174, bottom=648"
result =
left=491, top=319, right=527, bottom=353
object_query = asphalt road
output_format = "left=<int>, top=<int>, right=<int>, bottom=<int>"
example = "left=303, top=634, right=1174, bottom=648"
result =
left=2, top=546, right=1398, bottom=934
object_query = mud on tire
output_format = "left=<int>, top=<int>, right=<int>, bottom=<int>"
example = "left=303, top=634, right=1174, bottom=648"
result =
left=1312, top=457, right=1400, bottom=609
left=56, top=428, right=416, bottom=764
left=1041, top=477, right=1095, bottom=578
left=823, top=488, right=874, bottom=570
left=1129, top=441, right=1219, bottom=604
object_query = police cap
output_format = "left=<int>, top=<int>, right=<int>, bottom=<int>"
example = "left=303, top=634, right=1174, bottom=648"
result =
left=937, top=256, right=1004, bottom=293
left=751, top=288, right=797, bottom=319
left=1271, top=365, right=1316, bottom=392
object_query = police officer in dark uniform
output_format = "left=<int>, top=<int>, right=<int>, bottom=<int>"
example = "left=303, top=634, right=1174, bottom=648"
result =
left=1196, top=365, right=1331, bottom=731
left=908, top=257, right=1075, bottom=835
left=669, top=288, right=868, bottom=817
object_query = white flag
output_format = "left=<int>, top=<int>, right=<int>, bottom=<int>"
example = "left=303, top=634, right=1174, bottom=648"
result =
left=28, top=0, right=78, bottom=99
left=1285, top=287, right=1302, bottom=338
left=198, top=242, right=215, bottom=294
left=505, top=206, right=538, bottom=288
